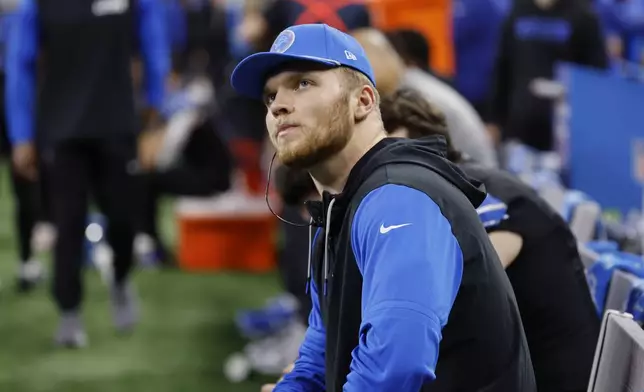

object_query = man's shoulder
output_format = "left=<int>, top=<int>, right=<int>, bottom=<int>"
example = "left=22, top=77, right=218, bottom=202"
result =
left=352, top=163, right=479, bottom=221
left=357, top=161, right=453, bottom=192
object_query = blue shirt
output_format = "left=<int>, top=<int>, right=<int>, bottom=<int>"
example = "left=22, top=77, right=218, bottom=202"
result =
left=5, top=0, right=169, bottom=145
left=276, top=184, right=464, bottom=391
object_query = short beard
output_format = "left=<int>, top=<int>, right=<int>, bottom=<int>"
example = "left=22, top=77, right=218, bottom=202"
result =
left=278, top=93, right=353, bottom=169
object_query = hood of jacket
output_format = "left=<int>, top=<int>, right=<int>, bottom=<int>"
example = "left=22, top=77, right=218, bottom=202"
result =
left=307, top=136, right=487, bottom=228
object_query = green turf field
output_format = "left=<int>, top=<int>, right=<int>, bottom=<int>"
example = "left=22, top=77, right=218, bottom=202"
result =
left=0, top=164, right=282, bottom=392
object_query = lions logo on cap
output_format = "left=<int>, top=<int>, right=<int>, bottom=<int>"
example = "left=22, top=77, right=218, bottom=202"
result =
left=271, top=30, right=296, bottom=53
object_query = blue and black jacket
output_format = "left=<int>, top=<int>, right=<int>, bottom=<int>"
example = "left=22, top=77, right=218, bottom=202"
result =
left=275, top=137, right=536, bottom=392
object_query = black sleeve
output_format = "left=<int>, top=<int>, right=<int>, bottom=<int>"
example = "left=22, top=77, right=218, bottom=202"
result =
left=574, top=10, right=609, bottom=69
left=487, top=197, right=551, bottom=239
left=488, top=15, right=514, bottom=127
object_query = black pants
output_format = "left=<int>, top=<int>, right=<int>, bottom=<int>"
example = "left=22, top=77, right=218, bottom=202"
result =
left=0, top=154, right=43, bottom=263
left=8, top=167, right=42, bottom=261
left=43, top=138, right=137, bottom=312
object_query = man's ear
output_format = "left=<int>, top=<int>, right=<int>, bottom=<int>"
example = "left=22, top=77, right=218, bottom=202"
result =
left=354, top=85, right=377, bottom=122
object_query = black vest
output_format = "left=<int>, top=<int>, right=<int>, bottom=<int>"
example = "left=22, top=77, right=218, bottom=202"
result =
left=308, top=163, right=537, bottom=392
left=36, top=0, right=138, bottom=145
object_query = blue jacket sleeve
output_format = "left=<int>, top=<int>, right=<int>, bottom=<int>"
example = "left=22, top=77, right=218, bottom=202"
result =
left=275, top=276, right=326, bottom=392
left=346, top=184, right=464, bottom=391
left=5, top=0, right=38, bottom=145
left=476, top=193, right=508, bottom=229
left=138, top=0, right=170, bottom=111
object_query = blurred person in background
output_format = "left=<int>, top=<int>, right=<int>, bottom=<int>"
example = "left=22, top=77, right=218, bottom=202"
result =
left=596, top=0, right=644, bottom=63
left=452, top=0, right=511, bottom=123
left=132, top=0, right=232, bottom=266
left=180, top=0, right=229, bottom=89
left=349, top=27, right=406, bottom=97
left=6, top=0, right=170, bottom=347
left=135, top=82, right=233, bottom=267
left=234, top=23, right=535, bottom=392
left=386, top=28, right=453, bottom=85
left=382, top=87, right=601, bottom=392
left=489, top=0, right=608, bottom=152
left=0, top=0, right=46, bottom=292
left=354, top=28, right=499, bottom=168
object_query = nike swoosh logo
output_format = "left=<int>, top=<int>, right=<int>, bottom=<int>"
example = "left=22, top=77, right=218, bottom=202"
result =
left=379, top=223, right=412, bottom=234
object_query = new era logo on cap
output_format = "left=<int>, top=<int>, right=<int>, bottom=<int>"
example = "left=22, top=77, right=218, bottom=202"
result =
left=230, top=24, right=376, bottom=99
left=344, top=50, right=357, bottom=60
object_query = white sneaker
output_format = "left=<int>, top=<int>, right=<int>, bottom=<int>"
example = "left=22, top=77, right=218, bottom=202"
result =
left=110, top=281, right=140, bottom=333
left=20, top=260, right=45, bottom=281
left=17, top=260, right=45, bottom=293
left=54, top=312, right=88, bottom=348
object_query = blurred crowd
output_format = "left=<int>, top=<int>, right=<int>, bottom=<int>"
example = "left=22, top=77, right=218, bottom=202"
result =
left=0, top=0, right=641, bottom=387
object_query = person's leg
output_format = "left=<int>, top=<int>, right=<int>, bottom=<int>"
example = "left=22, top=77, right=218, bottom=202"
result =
left=9, top=164, right=45, bottom=291
left=138, top=174, right=160, bottom=239
left=0, top=73, right=43, bottom=290
left=134, top=173, right=174, bottom=267
left=96, top=138, right=138, bottom=331
left=29, top=165, right=57, bottom=255
left=134, top=116, right=233, bottom=266
left=46, top=141, right=91, bottom=347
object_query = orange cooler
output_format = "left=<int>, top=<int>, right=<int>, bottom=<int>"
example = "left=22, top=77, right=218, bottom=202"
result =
left=176, top=139, right=278, bottom=273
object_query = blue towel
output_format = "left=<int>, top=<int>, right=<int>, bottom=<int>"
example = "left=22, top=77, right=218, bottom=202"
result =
left=626, top=280, right=644, bottom=323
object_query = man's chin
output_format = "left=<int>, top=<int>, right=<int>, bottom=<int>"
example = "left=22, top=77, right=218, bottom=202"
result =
left=278, top=151, right=319, bottom=170
left=279, top=157, right=313, bottom=170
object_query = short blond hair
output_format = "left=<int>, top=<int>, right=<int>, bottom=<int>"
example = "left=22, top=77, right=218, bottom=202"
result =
left=339, top=67, right=381, bottom=105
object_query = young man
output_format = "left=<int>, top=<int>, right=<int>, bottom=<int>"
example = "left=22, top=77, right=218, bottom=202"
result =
left=381, top=87, right=600, bottom=392
left=231, top=23, right=536, bottom=392
left=6, top=0, right=170, bottom=347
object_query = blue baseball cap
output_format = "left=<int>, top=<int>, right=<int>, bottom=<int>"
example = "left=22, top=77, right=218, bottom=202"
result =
left=230, top=24, right=376, bottom=100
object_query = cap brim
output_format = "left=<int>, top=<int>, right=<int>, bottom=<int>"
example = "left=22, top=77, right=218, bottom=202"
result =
left=230, top=52, right=339, bottom=100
